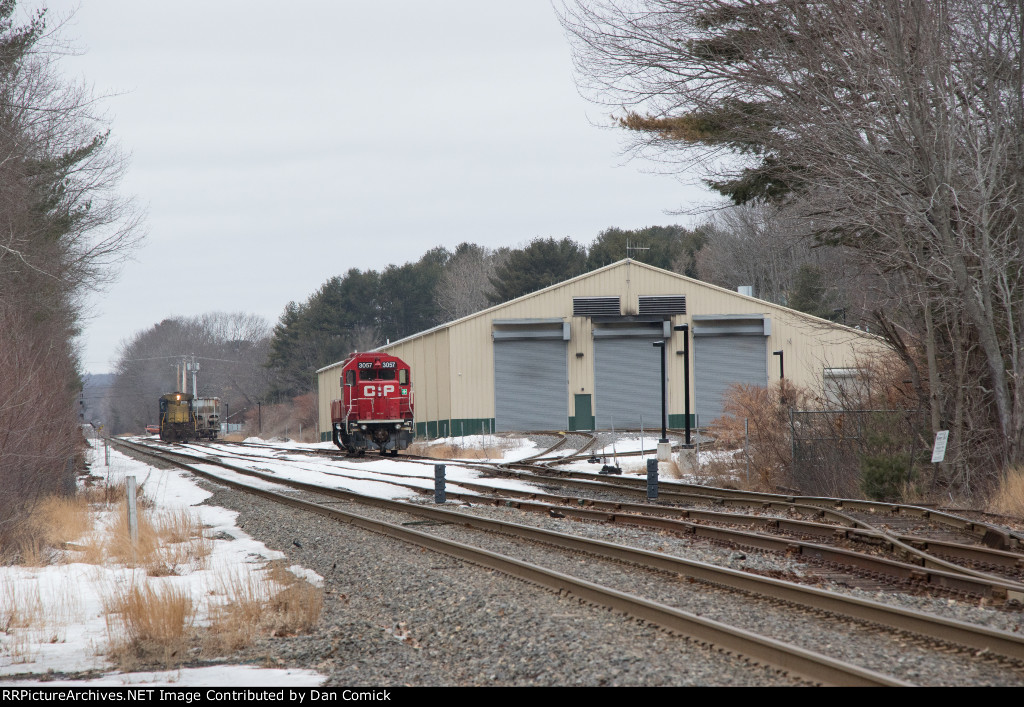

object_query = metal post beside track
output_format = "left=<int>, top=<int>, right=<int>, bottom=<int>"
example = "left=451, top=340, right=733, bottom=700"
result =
left=126, top=476, right=138, bottom=543
left=647, top=458, right=658, bottom=500
left=434, top=464, right=446, bottom=504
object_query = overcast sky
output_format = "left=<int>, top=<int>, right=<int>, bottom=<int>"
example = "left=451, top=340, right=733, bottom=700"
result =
left=34, top=1, right=716, bottom=374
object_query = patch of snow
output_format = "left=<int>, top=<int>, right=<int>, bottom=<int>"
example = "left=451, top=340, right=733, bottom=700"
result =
left=0, top=440, right=325, bottom=686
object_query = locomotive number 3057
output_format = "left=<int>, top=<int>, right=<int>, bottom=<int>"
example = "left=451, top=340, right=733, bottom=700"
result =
left=358, top=361, right=397, bottom=369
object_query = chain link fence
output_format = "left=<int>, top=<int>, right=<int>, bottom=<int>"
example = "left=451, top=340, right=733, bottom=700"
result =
left=789, top=409, right=930, bottom=498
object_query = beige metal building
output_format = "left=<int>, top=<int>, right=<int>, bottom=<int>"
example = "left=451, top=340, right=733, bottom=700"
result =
left=317, top=259, right=889, bottom=440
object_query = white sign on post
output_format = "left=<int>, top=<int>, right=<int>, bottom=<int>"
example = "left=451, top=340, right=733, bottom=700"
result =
left=931, top=430, right=949, bottom=463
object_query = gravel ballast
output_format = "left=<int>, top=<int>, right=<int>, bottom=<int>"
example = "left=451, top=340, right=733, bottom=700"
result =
left=203, top=483, right=806, bottom=687
left=127, top=438, right=1024, bottom=687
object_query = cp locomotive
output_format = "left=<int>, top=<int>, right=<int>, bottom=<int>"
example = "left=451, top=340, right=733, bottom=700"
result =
left=159, top=392, right=196, bottom=442
left=330, top=352, right=414, bottom=455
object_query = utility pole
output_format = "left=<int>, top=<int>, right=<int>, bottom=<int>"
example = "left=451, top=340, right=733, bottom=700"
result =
left=188, top=354, right=200, bottom=397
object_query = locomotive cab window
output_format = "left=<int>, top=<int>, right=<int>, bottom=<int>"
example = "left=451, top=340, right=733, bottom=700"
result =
left=359, top=369, right=376, bottom=381
left=399, top=369, right=408, bottom=385
left=345, top=370, right=355, bottom=386
left=379, top=369, right=395, bottom=380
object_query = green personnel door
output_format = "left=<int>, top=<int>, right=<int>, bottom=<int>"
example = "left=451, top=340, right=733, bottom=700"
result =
left=573, top=394, right=594, bottom=431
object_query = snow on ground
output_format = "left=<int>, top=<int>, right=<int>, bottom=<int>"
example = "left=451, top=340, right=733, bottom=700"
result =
left=0, top=440, right=326, bottom=687
left=553, top=435, right=739, bottom=483
left=416, top=434, right=539, bottom=462
left=0, top=432, right=738, bottom=687
left=184, top=438, right=551, bottom=497
left=214, top=433, right=739, bottom=489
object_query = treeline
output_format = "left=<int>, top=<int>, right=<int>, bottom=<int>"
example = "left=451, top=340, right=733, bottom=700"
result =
left=107, top=210, right=860, bottom=434
left=0, top=2, right=141, bottom=549
left=107, top=313, right=271, bottom=434
left=263, top=218, right=853, bottom=400
left=264, top=228, right=706, bottom=400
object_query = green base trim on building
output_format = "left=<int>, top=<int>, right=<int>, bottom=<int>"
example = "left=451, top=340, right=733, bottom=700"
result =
left=568, top=416, right=596, bottom=432
left=668, top=414, right=697, bottom=429
left=415, top=418, right=496, bottom=439
left=339, top=415, right=694, bottom=440
left=570, top=414, right=694, bottom=432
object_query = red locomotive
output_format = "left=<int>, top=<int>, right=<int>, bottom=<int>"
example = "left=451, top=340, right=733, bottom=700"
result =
left=330, top=352, right=414, bottom=455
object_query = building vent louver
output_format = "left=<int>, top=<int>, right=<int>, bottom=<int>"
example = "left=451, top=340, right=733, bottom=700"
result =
left=638, top=295, right=686, bottom=316
left=573, top=297, right=621, bottom=316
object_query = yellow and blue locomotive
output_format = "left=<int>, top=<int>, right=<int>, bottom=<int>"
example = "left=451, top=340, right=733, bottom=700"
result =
left=159, top=392, right=197, bottom=443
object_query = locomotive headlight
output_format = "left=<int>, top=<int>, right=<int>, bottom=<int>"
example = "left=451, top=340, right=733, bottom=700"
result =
left=360, top=424, right=367, bottom=430
left=395, top=424, right=400, bottom=429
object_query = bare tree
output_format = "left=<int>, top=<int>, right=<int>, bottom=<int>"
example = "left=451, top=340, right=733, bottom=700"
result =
left=436, top=243, right=509, bottom=321
left=562, top=0, right=1024, bottom=490
left=108, top=313, right=272, bottom=434
left=0, top=2, right=144, bottom=550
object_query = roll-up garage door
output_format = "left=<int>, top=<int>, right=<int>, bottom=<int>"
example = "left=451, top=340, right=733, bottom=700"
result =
left=493, top=321, right=569, bottom=432
left=693, top=317, right=768, bottom=425
left=593, top=320, right=667, bottom=430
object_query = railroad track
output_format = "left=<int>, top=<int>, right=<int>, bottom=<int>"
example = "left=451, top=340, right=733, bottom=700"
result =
left=161, top=437, right=1024, bottom=601
left=477, top=460, right=1024, bottom=584
left=112, top=437, right=1024, bottom=685
left=510, top=466, right=1024, bottom=549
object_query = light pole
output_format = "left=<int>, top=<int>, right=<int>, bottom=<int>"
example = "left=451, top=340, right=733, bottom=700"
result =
left=652, top=341, right=668, bottom=444
left=773, top=349, right=786, bottom=406
left=674, top=324, right=691, bottom=445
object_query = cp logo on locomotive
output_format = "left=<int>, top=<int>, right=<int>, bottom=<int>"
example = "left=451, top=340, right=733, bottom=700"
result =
left=362, top=384, right=396, bottom=397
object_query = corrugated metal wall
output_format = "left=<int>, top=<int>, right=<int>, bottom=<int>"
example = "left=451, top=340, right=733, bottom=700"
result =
left=693, top=334, right=768, bottom=424
left=594, top=336, right=663, bottom=430
left=494, top=339, right=568, bottom=431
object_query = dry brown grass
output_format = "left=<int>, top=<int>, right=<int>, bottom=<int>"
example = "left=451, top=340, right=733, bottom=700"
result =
left=3, top=495, right=94, bottom=567
left=692, top=448, right=748, bottom=489
left=33, top=496, right=93, bottom=548
left=0, top=582, right=43, bottom=664
left=659, top=458, right=683, bottom=479
left=1, top=581, right=43, bottom=633
left=3, top=471, right=317, bottom=671
left=89, top=502, right=212, bottom=576
left=409, top=438, right=514, bottom=460
left=202, top=561, right=323, bottom=655
left=990, top=467, right=1024, bottom=518
left=104, top=583, right=194, bottom=669
left=102, top=498, right=160, bottom=568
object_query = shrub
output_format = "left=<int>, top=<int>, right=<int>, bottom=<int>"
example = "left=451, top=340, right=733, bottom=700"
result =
left=710, top=380, right=808, bottom=492
left=104, top=584, right=194, bottom=669
left=861, top=452, right=913, bottom=502
left=990, top=467, right=1024, bottom=518
left=202, top=562, right=323, bottom=655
